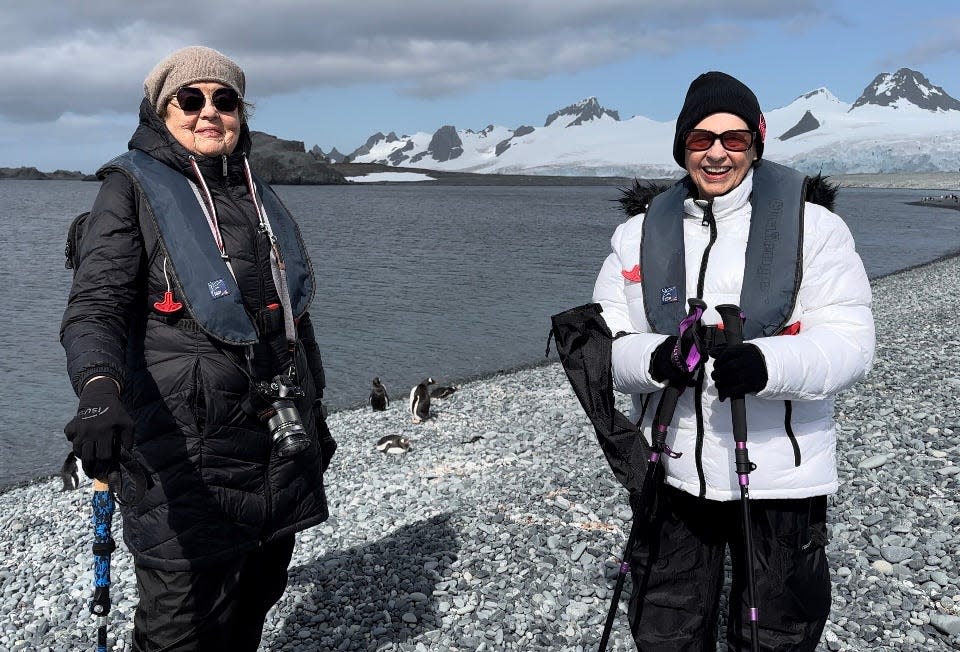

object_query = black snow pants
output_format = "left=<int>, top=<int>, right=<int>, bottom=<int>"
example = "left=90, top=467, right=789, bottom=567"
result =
left=131, top=534, right=296, bottom=651
left=629, top=485, right=830, bottom=652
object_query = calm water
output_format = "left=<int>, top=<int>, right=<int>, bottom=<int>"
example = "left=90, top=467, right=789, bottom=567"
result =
left=2, top=180, right=959, bottom=488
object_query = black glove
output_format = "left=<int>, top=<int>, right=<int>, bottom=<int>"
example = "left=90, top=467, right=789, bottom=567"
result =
left=313, top=401, right=337, bottom=473
left=64, top=378, right=134, bottom=480
left=650, top=332, right=704, bottom=387
left=711, top=343, right=768, bottom=401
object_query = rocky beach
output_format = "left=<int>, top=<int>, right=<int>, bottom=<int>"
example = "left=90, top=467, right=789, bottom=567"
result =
left=3, top=255, right=960, bottom=651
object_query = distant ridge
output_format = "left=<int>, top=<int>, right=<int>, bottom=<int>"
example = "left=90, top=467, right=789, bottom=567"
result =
left=0, top=167, right=94, bottom=181
left=5, top=134, right=348, bottom=185
left=336, top=69, right=960, bottom=176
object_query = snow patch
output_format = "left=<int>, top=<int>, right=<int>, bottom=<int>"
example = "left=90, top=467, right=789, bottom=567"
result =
left=347, top=172, right=436, bottom=183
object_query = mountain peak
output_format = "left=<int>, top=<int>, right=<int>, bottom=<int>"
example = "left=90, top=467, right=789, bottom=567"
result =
left=545, top=97, right=620, bottom=127
left=851, top=68, right=960, bottom=112
left=798, top=87, right=840, bottom=103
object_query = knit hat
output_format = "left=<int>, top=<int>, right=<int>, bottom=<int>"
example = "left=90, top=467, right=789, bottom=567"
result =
left=672, top=71, right=765, bottom=167
left=144, top=46, right=246, bottom=117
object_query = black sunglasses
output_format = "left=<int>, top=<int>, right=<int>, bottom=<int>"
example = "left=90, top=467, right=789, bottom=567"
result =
left=684, top=129, right=754, bottom=152
left=174, top=87, right=241, bottom=113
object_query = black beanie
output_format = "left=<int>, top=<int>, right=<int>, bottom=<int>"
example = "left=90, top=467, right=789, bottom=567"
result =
left=673, top=71, right=765, bottom=167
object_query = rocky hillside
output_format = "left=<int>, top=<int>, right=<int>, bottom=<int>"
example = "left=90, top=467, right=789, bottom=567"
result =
left=248, top=131, right=347, bottom=184
left=0, top=167, right=95, bottom=181
left=4, top=133, right=348, bottom=185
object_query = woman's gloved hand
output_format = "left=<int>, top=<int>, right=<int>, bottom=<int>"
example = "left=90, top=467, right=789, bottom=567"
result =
left=64, top=377, right=134, bottom=480
left=710, top=343, right=768, bottom=401
left=649, top=334, right=702, bottom=387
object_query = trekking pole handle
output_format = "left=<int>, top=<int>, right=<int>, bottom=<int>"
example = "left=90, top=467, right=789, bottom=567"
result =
left=91, top=479, right=115, bottom=618
left=714, top=304, right=754, bottom=478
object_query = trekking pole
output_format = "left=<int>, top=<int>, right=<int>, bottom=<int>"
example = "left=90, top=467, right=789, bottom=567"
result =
left=91, top=478, right=116, bottom=652
left=598, top=299, right=705, bottom=652
left=714, top=304, right=760, bottom=652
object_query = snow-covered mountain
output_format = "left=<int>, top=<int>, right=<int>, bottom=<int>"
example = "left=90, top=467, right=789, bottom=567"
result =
left=339, top=69, right=960, bottom=176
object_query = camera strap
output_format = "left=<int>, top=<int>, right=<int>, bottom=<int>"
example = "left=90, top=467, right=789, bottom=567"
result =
left=242, top=158, right=298, bottom=363
left=190, top=156, right=300, bottom=374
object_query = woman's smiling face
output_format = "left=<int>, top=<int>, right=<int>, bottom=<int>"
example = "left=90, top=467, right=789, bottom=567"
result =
left=684, top=112, right=757, bottom=200
left=164, top=82, right=240, bottom=157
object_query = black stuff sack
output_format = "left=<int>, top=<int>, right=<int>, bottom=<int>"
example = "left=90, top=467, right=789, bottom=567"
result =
left=549, top=303, right=648, bottom=494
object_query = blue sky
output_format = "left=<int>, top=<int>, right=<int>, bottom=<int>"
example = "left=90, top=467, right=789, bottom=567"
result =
left=1, top=1, right=958, bottom=173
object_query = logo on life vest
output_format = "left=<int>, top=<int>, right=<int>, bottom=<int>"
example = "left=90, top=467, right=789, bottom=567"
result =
left=660, top=286, right=679, bottom=304
left=208, top=279, right=230, bottom=299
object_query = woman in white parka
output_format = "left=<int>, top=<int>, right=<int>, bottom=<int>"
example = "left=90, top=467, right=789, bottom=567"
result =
left=593, top=71, right=874, bottom=651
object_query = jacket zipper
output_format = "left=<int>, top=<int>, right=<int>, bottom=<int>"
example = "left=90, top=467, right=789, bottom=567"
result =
left=695, top=200, right=717, bottom=297
left=784, top=400, right=802, bottom=466
left=263, top=454, right=273, bottom=528
left=694, top=371, right=707, bottom=497
left=215, top=157, right=274, bottom=529
left=215, top=171, right=270, bottom=313
left=694, top=201, right=716, bottom=497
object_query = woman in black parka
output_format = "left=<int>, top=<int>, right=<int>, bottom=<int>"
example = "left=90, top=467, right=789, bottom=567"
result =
left=61, top=45, right=335, bottom=651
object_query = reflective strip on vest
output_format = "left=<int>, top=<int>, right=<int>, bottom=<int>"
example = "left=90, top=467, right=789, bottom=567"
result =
left=100, top=150, right=314, bottom=345
left=641, top=160, right=806, bottom=340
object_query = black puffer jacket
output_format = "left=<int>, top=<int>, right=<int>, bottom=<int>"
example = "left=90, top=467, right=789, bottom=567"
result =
left=61, top=99, right=330, bottom=570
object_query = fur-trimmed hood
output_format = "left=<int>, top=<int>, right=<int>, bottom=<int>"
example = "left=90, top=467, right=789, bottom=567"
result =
left=616, top=164, right=839, bottom=216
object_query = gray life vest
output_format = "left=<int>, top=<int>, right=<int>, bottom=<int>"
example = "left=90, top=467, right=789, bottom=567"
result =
left=641, top=159, right=807, bottom=339
left=99, top=150, right=314, bottom=345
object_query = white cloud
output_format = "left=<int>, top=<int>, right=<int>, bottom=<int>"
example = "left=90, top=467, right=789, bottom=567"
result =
left=895, top=18, right=960, bottom=63
left=0, top=0, right=827, bottom=121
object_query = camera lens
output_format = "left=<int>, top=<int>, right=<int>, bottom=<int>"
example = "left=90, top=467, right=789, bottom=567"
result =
left=266, top=399, right=311, bottom=458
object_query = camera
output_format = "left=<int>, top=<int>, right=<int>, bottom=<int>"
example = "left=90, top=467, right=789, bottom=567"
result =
left=253, top=373, right=311, bottom=458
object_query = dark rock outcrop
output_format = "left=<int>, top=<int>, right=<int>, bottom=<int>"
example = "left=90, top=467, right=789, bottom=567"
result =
left=852, top=68, right=960, bottom=112
left=495, top=125, right=535, bottom=156
left=388, top=141, right=415, bottom=165
left=248, top=131, right=347, bottom=184
left=425, top=126, right=463, bottom=162
left=348, top=132, right=388, bottom=160
left=778, top=110, right=821, bottom=140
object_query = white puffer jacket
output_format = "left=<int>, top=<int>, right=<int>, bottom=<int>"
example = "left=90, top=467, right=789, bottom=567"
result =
left=593, top=168, right=875, bottom=501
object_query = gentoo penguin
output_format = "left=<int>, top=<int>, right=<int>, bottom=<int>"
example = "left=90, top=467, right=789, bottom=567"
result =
left=369, top=377, right=389, bottom=411
left=429, top=384, right=459, bottom=399
left=60, top=452, right=79, bottom=491
left=376, top=434, right=411, bottom=454
left=409, top=377, right=435, bottom=423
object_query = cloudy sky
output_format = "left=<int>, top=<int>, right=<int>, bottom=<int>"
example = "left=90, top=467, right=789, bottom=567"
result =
left=2, top=1, right=958, bottom=173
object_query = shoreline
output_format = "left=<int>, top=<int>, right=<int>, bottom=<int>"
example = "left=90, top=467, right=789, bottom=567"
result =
left=5, top=168, right=960, bottom=191
left=6, top=249, right=960, bottom=496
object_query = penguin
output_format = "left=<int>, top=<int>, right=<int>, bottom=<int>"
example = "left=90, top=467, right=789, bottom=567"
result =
left=376, top=434, right=411, bottom=454
left=60, top=451, right=79, bottom=491
left=369, top=377, right=389, bottom=411
left=429, top=384, right=459, bottom=399
left=409, top=377, right=435, bottom=423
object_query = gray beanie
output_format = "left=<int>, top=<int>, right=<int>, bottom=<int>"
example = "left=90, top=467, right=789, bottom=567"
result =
left=144, top=46, right=246, bottom=116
